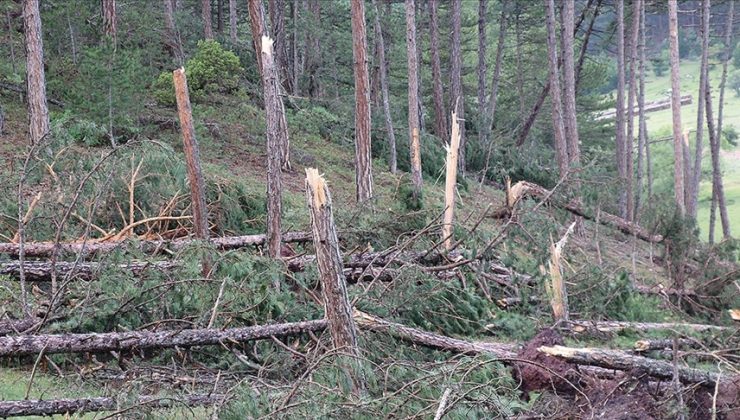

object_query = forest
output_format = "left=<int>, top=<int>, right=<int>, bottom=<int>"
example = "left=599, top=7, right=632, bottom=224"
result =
left=0, top=0, right=738, bottom=418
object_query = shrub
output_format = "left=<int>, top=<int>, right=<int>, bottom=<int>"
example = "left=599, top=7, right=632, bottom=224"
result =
left=153, top=40, right=242, bottom=105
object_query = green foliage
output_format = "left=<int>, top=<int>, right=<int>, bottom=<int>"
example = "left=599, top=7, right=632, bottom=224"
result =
left=51, top=112, right=110, bottom=147
left=651, top=50, right=670, bottom=77
left=153, top=40, right=242, bottom=105
left=733, top=42, right=740, bottom=69
left=730, top=70, right=740, bottom=97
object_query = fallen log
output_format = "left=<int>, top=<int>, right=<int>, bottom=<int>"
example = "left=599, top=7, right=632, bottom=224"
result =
left=353, top=310, right=517, bottom=358
left=0, top=319, right=327, bottom=356
left=0, top=81, right=65, bottom=107
left=594, top=94, right=692, bottom=121
left=0, top=260, right=181, bottom=281
left=0, top=231, right=312, bottom=258
left=566, top=320, right=729, bottom=333
left=538, top=345, right=723, bottom=386
left=634, top=338, right=698, bottom=352
left=0, top=317, right=40, bottom=336
left=0, top=394, right=224, bottom=418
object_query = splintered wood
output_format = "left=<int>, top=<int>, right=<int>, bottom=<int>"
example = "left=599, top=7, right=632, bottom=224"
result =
left=547, top=221, right=576, bottom=322
left=442, top=111, right=461, bottom=250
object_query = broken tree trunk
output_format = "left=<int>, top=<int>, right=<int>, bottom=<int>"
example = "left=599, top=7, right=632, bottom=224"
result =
left=0, top=394, right=224, bottom=418
left=547, top=222, right=576, bottom=322
left=0, top=319, right=327, bottom=356
left=0, top=260, right=181, bottom=282
left=0, top=231, right=312, bottom=258
left=442, top=111, right=461, bottom=250
left=173, top=68, right=210, bottom=276
left=260, top=36, right=284, bottom=260
left=539, top=345, right=723, bottom=386
left=305, top=168, right=365, bottom=394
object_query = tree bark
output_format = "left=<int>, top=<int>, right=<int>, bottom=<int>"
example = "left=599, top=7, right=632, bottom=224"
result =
left=260, top=36, right=284, bottom=261
left=163, top=0, right=184, bottom=65
left=539, top=345, right=723, bottom=386
left=267, top=0, right=291, bottom=94
left=544, top=0, right=569, bottom=179
left=248, top=0, right=291, bottom=169
left=23, top=0, right=49, bottom=146
left=0, top=232, right=312, bottom=258
left=0, top=319, right=327, bottom=356
left=173, top=69, right=211, bottom=275
left=173, top=69, right=210, bottom=247
left=477, top=0, right=487, bottom=147
left=615, top=0, right=628, bottom=218
left=371, top=0, right=397, bottom=173
left=624, top=0, right=641, bottom=221
left=688, top=0, right=711, bottom=220
left=217, top=0, right=224, bottom=33
left=229, top=0, right=237, bottom=44
left=561, top=0, right=580, bottom=167
left=450, top=0, right=466, bottom=174
left=0, top=394, right=224, bottom=418
left=102, top=0, right=116, bottom=41
left=406, top=0, right=422, bottom=196
left=428, top=0, right=448, bottom=140
left=202, top=0, right=214, bottom=39
left=705, top=66, right=732, bottom=239
left=305, top=168, right=364, bottom=394
left=0, top=260, right=181, bottom=282
left=482, top=0, right=507, bottom=145
left=668, top=0, right=686, bottom=216
left=711, top=0, right=734, bottom=243
left=634, top=0, right=647, bottom=219
left=351, top=0, right=373, bottom=202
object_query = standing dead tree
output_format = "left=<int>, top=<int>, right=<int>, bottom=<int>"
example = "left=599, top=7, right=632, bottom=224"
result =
left=259, top=36, right=284, bottom=261
left=668, top=0, right=686, bottom=216
left=173, top=68, right=211, bottom=275
left=305, top=168, right=365, bottom=395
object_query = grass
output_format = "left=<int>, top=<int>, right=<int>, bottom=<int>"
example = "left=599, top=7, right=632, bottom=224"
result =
left=637, top=58, right=739, bottom=240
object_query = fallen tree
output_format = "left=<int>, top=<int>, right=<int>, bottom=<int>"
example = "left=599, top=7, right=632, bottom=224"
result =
left=594, top=94, right=692, bottom=121
left=566, top=320, right=729, bottom=333
left=0, top=231, right=313, bottom=258
left=538, top=345, right=722, bottom=386
left=0, top=319, right=327, bottom=356
left=0, top=394, right=224, bottom=418
left=0, top=260, right=181, bottom=281
left=492, top=181, right=663, bottom=243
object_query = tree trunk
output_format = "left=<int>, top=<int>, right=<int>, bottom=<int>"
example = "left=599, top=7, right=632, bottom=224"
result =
left=102, top=0, right=116, bottom=41
left=688, top=0, right=710, bottom=220
left=260, top=37, right=284, bottom=262
left=267, top=0, right=291, bottom=94
left=350, top=0, right=373, bottom=202
left=450, top=0, right=466, bottom=174
left=290, top=0, right=299, bottom=95
left=615, top=0, right=628, bottom=218
left=371, top=0, right=397, bottom=173
left=624, top=0, right=641, bottom=221
left=635, top=0, right=648, bottom=219
left=428, top=0, right=448, bottom=140
left=173, top=69, right=211, bottom=275
left=406, top=0, right=422, bottom=196
left=561, top=0, right=580, bottom=167
left=705, top=68, right=732, bottom=239
left=668, top=0, right=686, bottom=216
left=711, top=0, right=734, bottom=243
left=0, top=231, right=312, bottom=258
left=477, top=0, right=487, bottom=146
left=0, top=319, right=327, bottom=356
left=229, top=0, right=237, bottom=44
left=538, top=345, right=723, bottom=386
left=514, top=7, right=524, bottom=116
left=248, top=0, right=291, bottom=170
left=482, top=0, right=507, bottom=145
left=0, top=395, right=224, bottom=418
left=305, top=0, right=321, bottom=98
left=23, top=0, right=49, bottom=146
left=163, top=0, right=184, bottom=64
left=217, top=0, right=224, bottom=33
left=442, top=111, right=461, bottom=249
left=305, top=168, right=365, bottom=395
left=202, top=0, right=214, bottom=39
left=544, top=0, right=569, bottom=179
